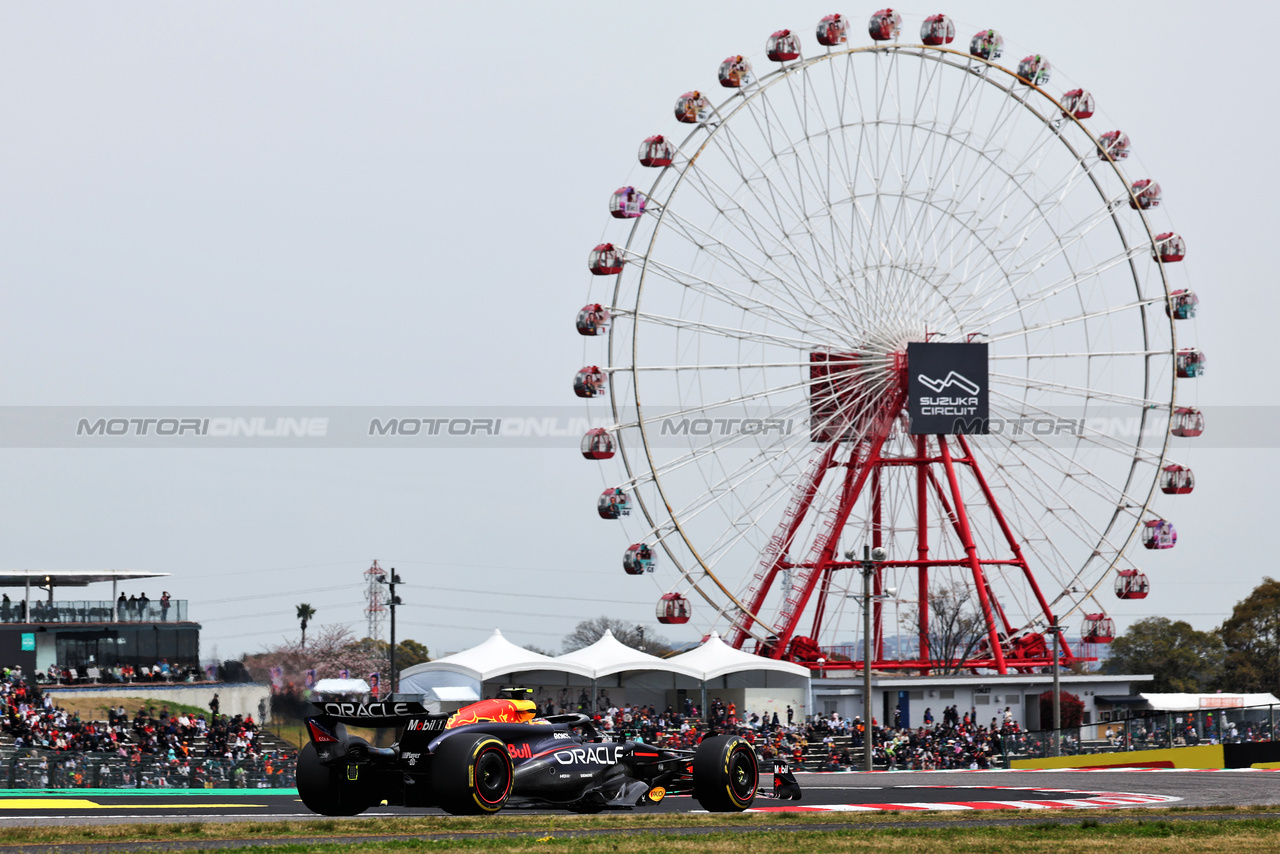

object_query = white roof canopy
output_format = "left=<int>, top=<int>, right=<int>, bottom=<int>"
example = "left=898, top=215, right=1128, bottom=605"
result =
left=1137, top=692, right=1280, bottom=711
left=403, top=629, right=595, bottom=683
left=0, top=570, right=168, bottom=588
left=400, top=628, right=810, bottom=684
left=671, top=632, right=810, bottom=681
left=313, top=678, right=371, bottom=694
left=557, top=629, right=702, bottom=679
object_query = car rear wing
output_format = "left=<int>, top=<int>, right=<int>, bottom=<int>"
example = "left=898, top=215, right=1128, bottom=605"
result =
left=307, top=699, right=448, bottom=728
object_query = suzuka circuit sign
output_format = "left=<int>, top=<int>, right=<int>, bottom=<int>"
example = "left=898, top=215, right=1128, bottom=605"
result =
left=907, top=342, right=989, bottom=434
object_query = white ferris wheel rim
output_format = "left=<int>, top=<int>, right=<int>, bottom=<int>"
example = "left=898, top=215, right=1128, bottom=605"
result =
left=596, top=42, right=1181, bottom=645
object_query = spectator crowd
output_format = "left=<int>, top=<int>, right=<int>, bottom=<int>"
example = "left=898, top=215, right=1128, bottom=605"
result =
left=0, top=667, right=294, bottom=788
left=541, top=693, right=1030, bottom=771
left=34, top=661, right=207, bottom=686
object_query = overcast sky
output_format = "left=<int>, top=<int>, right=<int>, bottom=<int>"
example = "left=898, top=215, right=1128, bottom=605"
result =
left=0, top=2, right=1272, bottom=662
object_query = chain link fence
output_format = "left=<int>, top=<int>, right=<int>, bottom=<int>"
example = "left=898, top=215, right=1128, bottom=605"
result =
left=998, top=703, right=1279, bottom=763
left=0, top=749, right=296, bottom=789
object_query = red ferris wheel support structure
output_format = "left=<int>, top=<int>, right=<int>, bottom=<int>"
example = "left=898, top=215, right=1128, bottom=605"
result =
left=726, top=351, right=1076, bottom=675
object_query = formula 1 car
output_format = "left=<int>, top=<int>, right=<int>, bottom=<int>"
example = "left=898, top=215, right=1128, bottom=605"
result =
left=296, top=689, right=801, bottom=815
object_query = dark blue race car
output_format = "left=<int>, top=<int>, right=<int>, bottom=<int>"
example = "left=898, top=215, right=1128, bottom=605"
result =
left=297, top=691, right=801, bottom=815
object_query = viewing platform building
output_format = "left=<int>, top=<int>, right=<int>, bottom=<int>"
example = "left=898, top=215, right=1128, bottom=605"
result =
left=0, top=570, right=199, bottom=676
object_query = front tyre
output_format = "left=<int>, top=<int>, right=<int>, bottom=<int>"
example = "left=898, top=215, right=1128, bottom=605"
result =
left=431, top=734, right=513, bottom=815
left=692, top=734, right=758, bottom=812
left=296, top=742, right=369, bottom=816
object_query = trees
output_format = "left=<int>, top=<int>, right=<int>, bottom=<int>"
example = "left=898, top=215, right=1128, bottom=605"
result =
left=395, top=639, right=431, bottom=670
left=296, top=603, right=316, bottom=649
left=1219, top=577, right=1280, bottom=693
left=562, top=617, right=670, bottom=655
left=243, top=627, right=430, bottom=688
left=1038, top=690, right=1085, bottom=728
left=901, top=584, right=986, bottom=675
left=1103, top=617, right=1224, bottom=691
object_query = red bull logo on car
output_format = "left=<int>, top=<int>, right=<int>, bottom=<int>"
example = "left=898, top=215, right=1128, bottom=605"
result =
left=446, top=698, right=538, bottom=728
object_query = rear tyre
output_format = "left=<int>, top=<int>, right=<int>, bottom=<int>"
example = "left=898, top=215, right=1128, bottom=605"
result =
left=692, top=734, right=758, bottom=812
left=296, top=742, right=370, bottom=816
left=431, top=734, right=513, bottom=815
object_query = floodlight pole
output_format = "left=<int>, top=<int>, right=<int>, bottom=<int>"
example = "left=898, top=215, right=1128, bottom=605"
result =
left=379, top=570, right=404, bottom=696
left=1051, top=620, right=1062, bottom=756
left=862, top=545, right=875, bottom=773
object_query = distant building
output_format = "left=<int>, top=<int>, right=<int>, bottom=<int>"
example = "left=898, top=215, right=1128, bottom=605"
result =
left=812, top=671, right=1152, bottom=730
left=0, top=570, right=199, bottom=675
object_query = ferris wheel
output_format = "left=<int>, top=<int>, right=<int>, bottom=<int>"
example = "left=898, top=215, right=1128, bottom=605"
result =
left=574, top=10, right=1203, bottom=674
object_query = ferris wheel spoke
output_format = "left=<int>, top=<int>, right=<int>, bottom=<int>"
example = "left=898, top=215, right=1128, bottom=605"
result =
left=665, top=429, right=866, bottom=588
left=831, top=102, right=1074, bottom=330
left=957, top=158, right=1136, bottom=317
left=762, top=66, right=932, bottom=334
left=870, top=51, right=963, bottom=306
left=970, top=448, right=1083, bottom=595
left=645, top=202, right=820, bottom=326
left=705, top=113, right=847, bottom=290
left=649, top=384, right=892, bottom=487
left=622, top=393, right=827, bottom=492
left=976, top=446, right=1135, bottom=568
left=934, top=98, right=1078, bottom=293
left=828, top=53, right=891, bottom=306
left=975, top=280, right=1163, bottom=340
left=659, top=442, right=816, bottom=563
left=958, top=196, right=1140, bottom=323
left=634, top=253, right=856, bottom=343
left=688, top=129, right=812, bottom=287
left=613, top=359, right=859, bottom=372
left=984, top=431, right=1147, bottom=560
left=963, top=256, right=1140, bottom=334
left=651, top=204, right=859, bottom=340
left=988, top=391, right=1165, bottom=465
left=620, top=308, right=843, bottom=351
left=983, top=419, right=1157, bottom=522
left=783, top=57, right=914, bottom=301
left=678, top=133, right=870, bottom=336
left=990, top=349, right=1168, bottom=360
left=607, top=375, right=816, bottom=436
left=635, top=379, right=891, bottom=515
left=992, top=371, right=1169, bottom=409
left=725, top=97, right=880, bottom=329
left=639, top=439, right=841, bottom=584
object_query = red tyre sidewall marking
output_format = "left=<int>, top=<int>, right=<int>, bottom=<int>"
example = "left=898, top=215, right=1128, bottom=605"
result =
left=472, top=741, right=512, bottom=809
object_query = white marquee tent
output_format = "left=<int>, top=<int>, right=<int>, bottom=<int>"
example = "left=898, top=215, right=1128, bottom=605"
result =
left=557, top=630, right=702, bottom=679
left=399, top=628, right=593, bottom=693
left=671, top=632, right=809, bottom=681
left=399, top=628, right=811, bottom=719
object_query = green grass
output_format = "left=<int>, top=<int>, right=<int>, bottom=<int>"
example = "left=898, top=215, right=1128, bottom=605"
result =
left=44, top=694, right=215, bottom=723
left=1, top=816, right=1279, bottom=853
left=0, top=808, right=1277, bottom=850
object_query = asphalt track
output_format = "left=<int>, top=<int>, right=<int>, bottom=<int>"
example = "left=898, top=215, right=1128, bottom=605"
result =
left=0, top=769, right=1275, bottom=825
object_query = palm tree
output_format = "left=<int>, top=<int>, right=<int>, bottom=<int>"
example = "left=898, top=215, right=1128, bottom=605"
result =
left=296, top=603, right=316, bottom=649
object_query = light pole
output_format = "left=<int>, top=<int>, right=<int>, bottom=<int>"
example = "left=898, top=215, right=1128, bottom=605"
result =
left=846, top=544, right=887, bottom=772
left=1050, top=618, right=1062, bottom=756
left=636, top=625, right=645, bottom=653
left=376, top=570, right=403, bottom=696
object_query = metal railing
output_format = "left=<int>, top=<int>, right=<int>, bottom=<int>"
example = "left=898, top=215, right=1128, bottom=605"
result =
left=0, top=600, right=187, bottom=624
left=1003, top=703, right=1278, bottom=763
left=0, top=749, right=295, bottom=789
